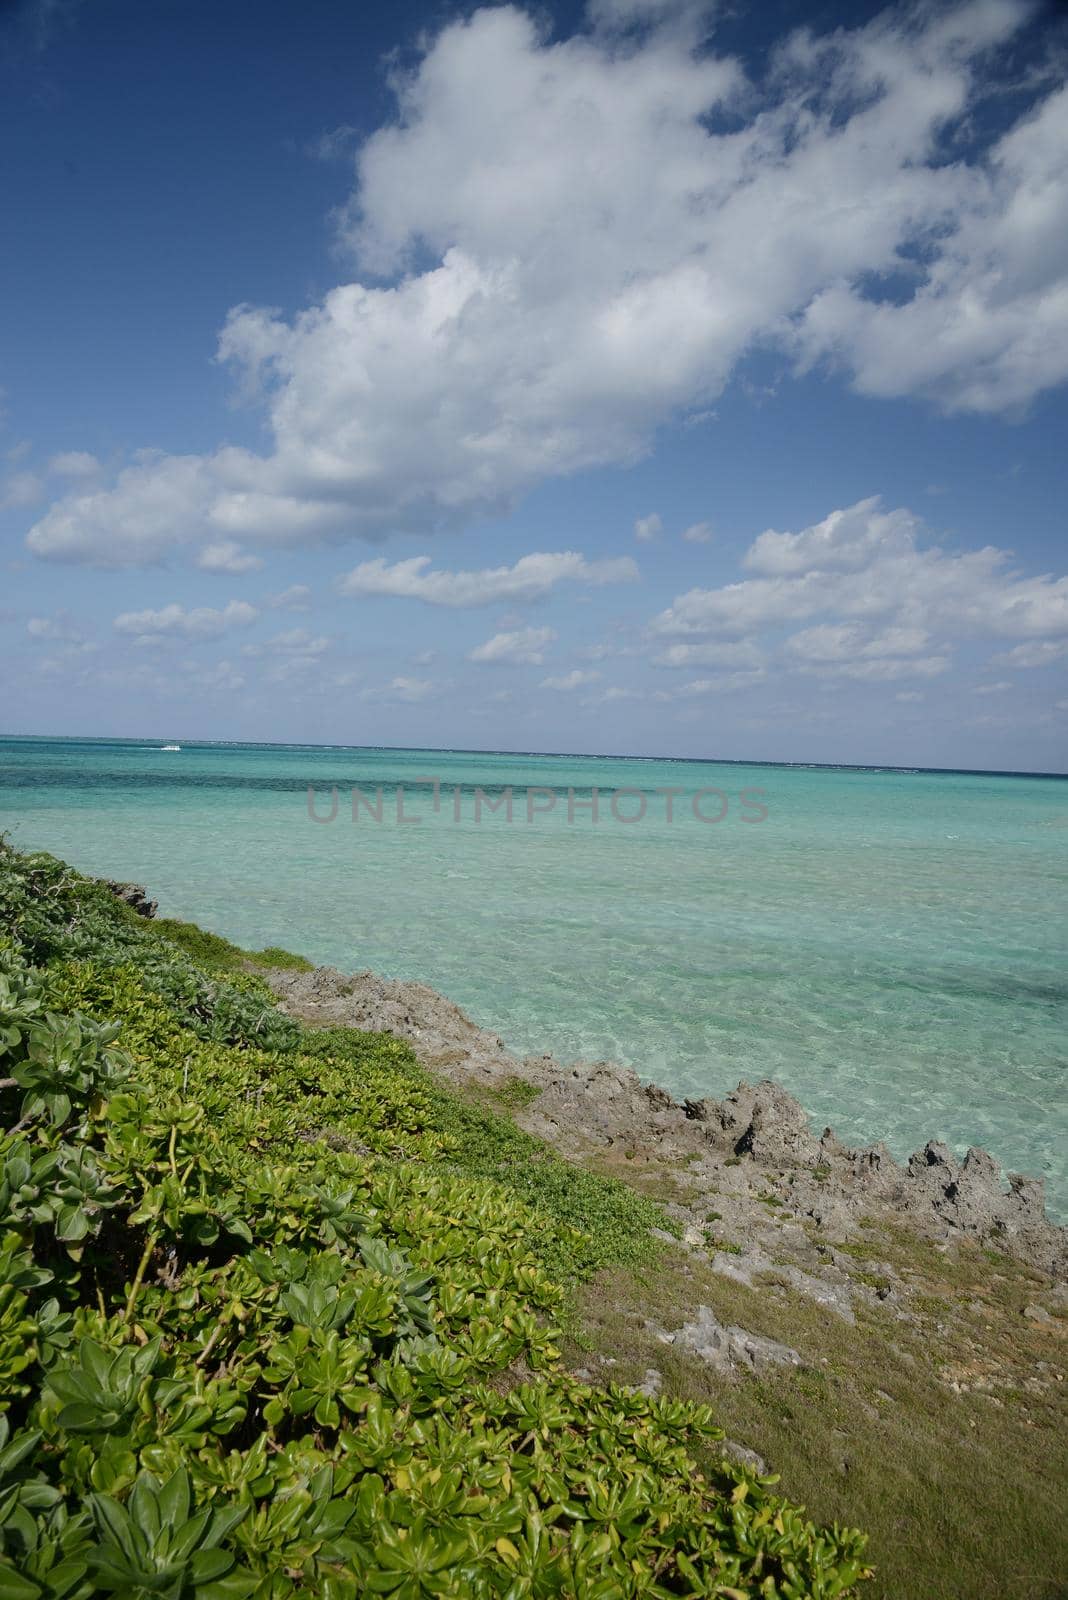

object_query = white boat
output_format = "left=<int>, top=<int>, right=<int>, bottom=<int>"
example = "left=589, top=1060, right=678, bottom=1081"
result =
left=160, top=744, right=182, bottom=752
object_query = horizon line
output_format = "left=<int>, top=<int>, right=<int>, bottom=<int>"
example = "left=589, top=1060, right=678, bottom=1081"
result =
left=2, top=730, right=1066, bottom=781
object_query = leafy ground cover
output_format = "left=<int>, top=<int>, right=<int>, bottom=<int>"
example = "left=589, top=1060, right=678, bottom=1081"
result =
left=0, top=840, right=871, bottom=1598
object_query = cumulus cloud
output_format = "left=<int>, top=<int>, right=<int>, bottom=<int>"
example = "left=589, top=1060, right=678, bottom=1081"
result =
left=196, top=540, right=264, bottom=574
left=793, top=83, right=1068, bottom=413
left=634, top=514, right=663, bottom=543
left=113, top=599, right=258, bottom=642
left=24, top=0, right=1068, bottom=566
left=651, top=498, right=1068, bottom=641
left=338, top=550, right=637, bottom=606
left=468, top=625, right=556, bottom=664
left=784, top=623, right=931, bottom=662
left=682, top=521, right=714, bottom=544
left=746, top=500, right=918, bottom=577
left=29, top=454, right=212, bottom=565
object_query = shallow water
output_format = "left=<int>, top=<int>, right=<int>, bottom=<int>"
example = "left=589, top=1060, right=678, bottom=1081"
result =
left=2, top=735, right=1066, bottom=1215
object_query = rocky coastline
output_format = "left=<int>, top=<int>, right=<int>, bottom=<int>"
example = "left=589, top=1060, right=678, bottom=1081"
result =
left=263, top=962, right=1067, bottom=1288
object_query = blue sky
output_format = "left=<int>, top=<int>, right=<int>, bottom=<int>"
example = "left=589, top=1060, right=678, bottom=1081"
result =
left=2, top=0, right=1067, bottom=769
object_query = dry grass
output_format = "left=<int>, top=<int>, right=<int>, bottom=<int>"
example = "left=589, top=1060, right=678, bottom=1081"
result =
left=563, top=1231, right=1067, bottom=1600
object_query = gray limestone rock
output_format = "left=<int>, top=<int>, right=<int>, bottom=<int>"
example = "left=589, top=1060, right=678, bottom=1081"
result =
left=721, top=1440, right=769, bottom=1474
left=670, top=1305, right=802, bottom=1374
left=263, top=963, right=1067, bottom=1279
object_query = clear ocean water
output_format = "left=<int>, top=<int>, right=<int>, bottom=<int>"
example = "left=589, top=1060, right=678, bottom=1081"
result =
left=2, top=735, right=1066, bottom=1216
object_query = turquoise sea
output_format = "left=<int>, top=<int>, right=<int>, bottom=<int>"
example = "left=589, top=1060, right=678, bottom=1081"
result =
left=2, top=735, right=1066, bottom=1216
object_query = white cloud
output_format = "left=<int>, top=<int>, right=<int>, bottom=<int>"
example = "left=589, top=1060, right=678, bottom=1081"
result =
left=991, top=639, right=1068, bottom=668
left=895, top=690, right=924, bottom=703
left=682, top=521, right=713, bottom=544
left=974, top=679, right=1013, bottom=694
left=27, top=614, right=83, bottom=644
left=113, top=599, right=258, bottom=642
left=793, top=84, right=1068, bottom=413
left=577, top=638, right=640, bottom=661
left=48, top=451, right=99, bottom=478
left=539, top=669, right=602, bottom=690
left=651, top=638, right=765, bottom=669
left=196, top=540, right=264, bottom=574
left=468, top=625, right=556, bottom=664
left=361, top=675, right=439, bottom=703
left=634, top=513, right=663, bottom=543
left=338, top=550, right=637, bottom=606
left=784, top=623, right=930, bottom=662
left=29, top=454, right=211, bottom=565
left=267, top=585, right=312, bottom=611
left=746, top=500, right=917, bottom=577
left=24, top=614, right=97, bottom=665
left=26, top=0, right=1067, bottom=566
left=821, top=655, right=951, bottom=682
left=673, top=670, right=767, bottom=696
left=242, top=629, right=330, bottom=659
left=652, top=498, right=1068, bottom=641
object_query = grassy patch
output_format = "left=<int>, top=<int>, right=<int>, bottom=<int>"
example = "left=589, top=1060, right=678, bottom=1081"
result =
left=489, top=1074, right=543, bottom=1111
left=565, top=1242, right=1068, bottom=1600
left=152, top=916, right=314, bottom=973
left=706, top=1236, right=744, bottom=1255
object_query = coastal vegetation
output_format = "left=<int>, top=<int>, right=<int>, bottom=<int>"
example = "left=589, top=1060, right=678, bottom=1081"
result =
left=0, top=840, right=871, bottom=1598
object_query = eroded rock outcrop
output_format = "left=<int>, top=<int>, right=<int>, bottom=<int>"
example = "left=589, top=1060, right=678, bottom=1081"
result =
left=264, top=963, right=1066, bottom=1280
left=664, top=1305, right=802, bottom=1375
left=103, top=881, right=158, bottom=918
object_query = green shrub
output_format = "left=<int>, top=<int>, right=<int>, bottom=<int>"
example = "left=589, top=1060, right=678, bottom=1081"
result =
left=0, top=840, right=871, bottom=1597
left=151, top=919, right=313, bottom=976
